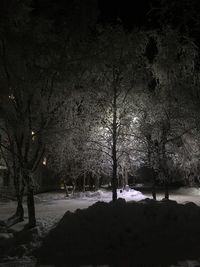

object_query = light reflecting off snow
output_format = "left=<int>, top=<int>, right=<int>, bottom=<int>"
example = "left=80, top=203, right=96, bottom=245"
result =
left=175, top=187, right=200, bottom=196
left=67, top=188, right=145, bottom=202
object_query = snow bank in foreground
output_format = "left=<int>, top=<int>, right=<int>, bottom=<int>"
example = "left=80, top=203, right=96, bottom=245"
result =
left=68, top=188, right=145, bottom=202
left=36, top=199, right=200, bottom=267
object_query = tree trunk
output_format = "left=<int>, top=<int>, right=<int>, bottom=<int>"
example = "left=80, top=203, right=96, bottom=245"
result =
left=15, top=183, right=25, bottom=221
left=16, top=198, right=24, bottom=220
left=7, top=172, right=25, bottom=227
left=83, top=173, right=86, bottom=192
left=72, top=179, right=76, bottom=195
left=112, top=85, right=118, bottom=202
left=161, top=125, right=170, bottom=200
left=24, top=171, right=36, bottom=228
left=124, top=167, right=128, bottom=188
left=7, top=192, right=24, bottom=227
left=27, top=186, right=36, bottom=228
left=63, top=179, right=69, bottom=197
left=147, top=135, right=157, bottom=200
left=95, top=175, right=99, bottom=191
left=164, top=181, right=169, bottom=199
left=152, top=179, right=156, bottom=200
left=112, top=160, right=117, bottom=201
left=152, top=170, right=157, bottom=200
left=121, top=165, right=125, bottom=189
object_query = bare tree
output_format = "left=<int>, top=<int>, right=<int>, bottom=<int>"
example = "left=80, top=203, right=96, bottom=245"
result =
left=82, top=26, right=148, bottom=201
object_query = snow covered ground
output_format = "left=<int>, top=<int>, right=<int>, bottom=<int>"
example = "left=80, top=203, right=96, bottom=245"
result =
left=1, top=187, right=200, bottom=234
left=0, top=189, right=145, bottom=228
left=1, top=188, right=200, bottom=267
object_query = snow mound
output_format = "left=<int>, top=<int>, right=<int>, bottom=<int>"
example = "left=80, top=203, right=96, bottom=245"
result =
left=117, top=188, right=145, bottom=201
left=36, top=199, right=200, bottom=267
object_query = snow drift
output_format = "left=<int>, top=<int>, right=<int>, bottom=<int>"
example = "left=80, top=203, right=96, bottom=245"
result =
left=36, top=198, right=200, bottom=267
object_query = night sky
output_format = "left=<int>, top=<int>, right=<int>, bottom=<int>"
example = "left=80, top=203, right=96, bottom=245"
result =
left=98, top=0, right=152, bottom=28
left=33, top=0, right=152, bottom=28
left=31, top=0, right=200, bottom=44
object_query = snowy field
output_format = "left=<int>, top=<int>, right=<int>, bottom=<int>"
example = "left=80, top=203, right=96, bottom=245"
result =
left=1, top=189, right=145, bottom=225
left=1, top=188, right=200, bottom=266
left=2, top=187, right=200, bottom=230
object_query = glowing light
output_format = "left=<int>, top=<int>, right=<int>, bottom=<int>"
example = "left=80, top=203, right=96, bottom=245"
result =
left=8, top=94, right=15, bottom=100
left=31, top=131, right=35, bottom=141
left=43, top=157, right=47, bottom=166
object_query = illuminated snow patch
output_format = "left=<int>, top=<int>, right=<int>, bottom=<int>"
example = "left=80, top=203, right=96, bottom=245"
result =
left=68, top=189, right=145, bottom=202
left=176, top=187, right=200, bottom=196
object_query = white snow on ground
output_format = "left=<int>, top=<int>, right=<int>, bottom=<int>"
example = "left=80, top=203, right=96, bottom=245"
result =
left=68, top=188, right=145, bottom=202
left=175, top=187, right=200, bottom=196
left=34, top=192, right=67, bottom=202
left=2, top=187, right=200, bottom=233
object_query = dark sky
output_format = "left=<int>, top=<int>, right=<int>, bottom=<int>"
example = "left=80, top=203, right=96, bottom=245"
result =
left=32, top=0, right=200, bottom=43
left=33, top=0, right=153, bottom=29
left=99, top=0, right=200, bottom=45
left=98, top=0, right=152, bottom=29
